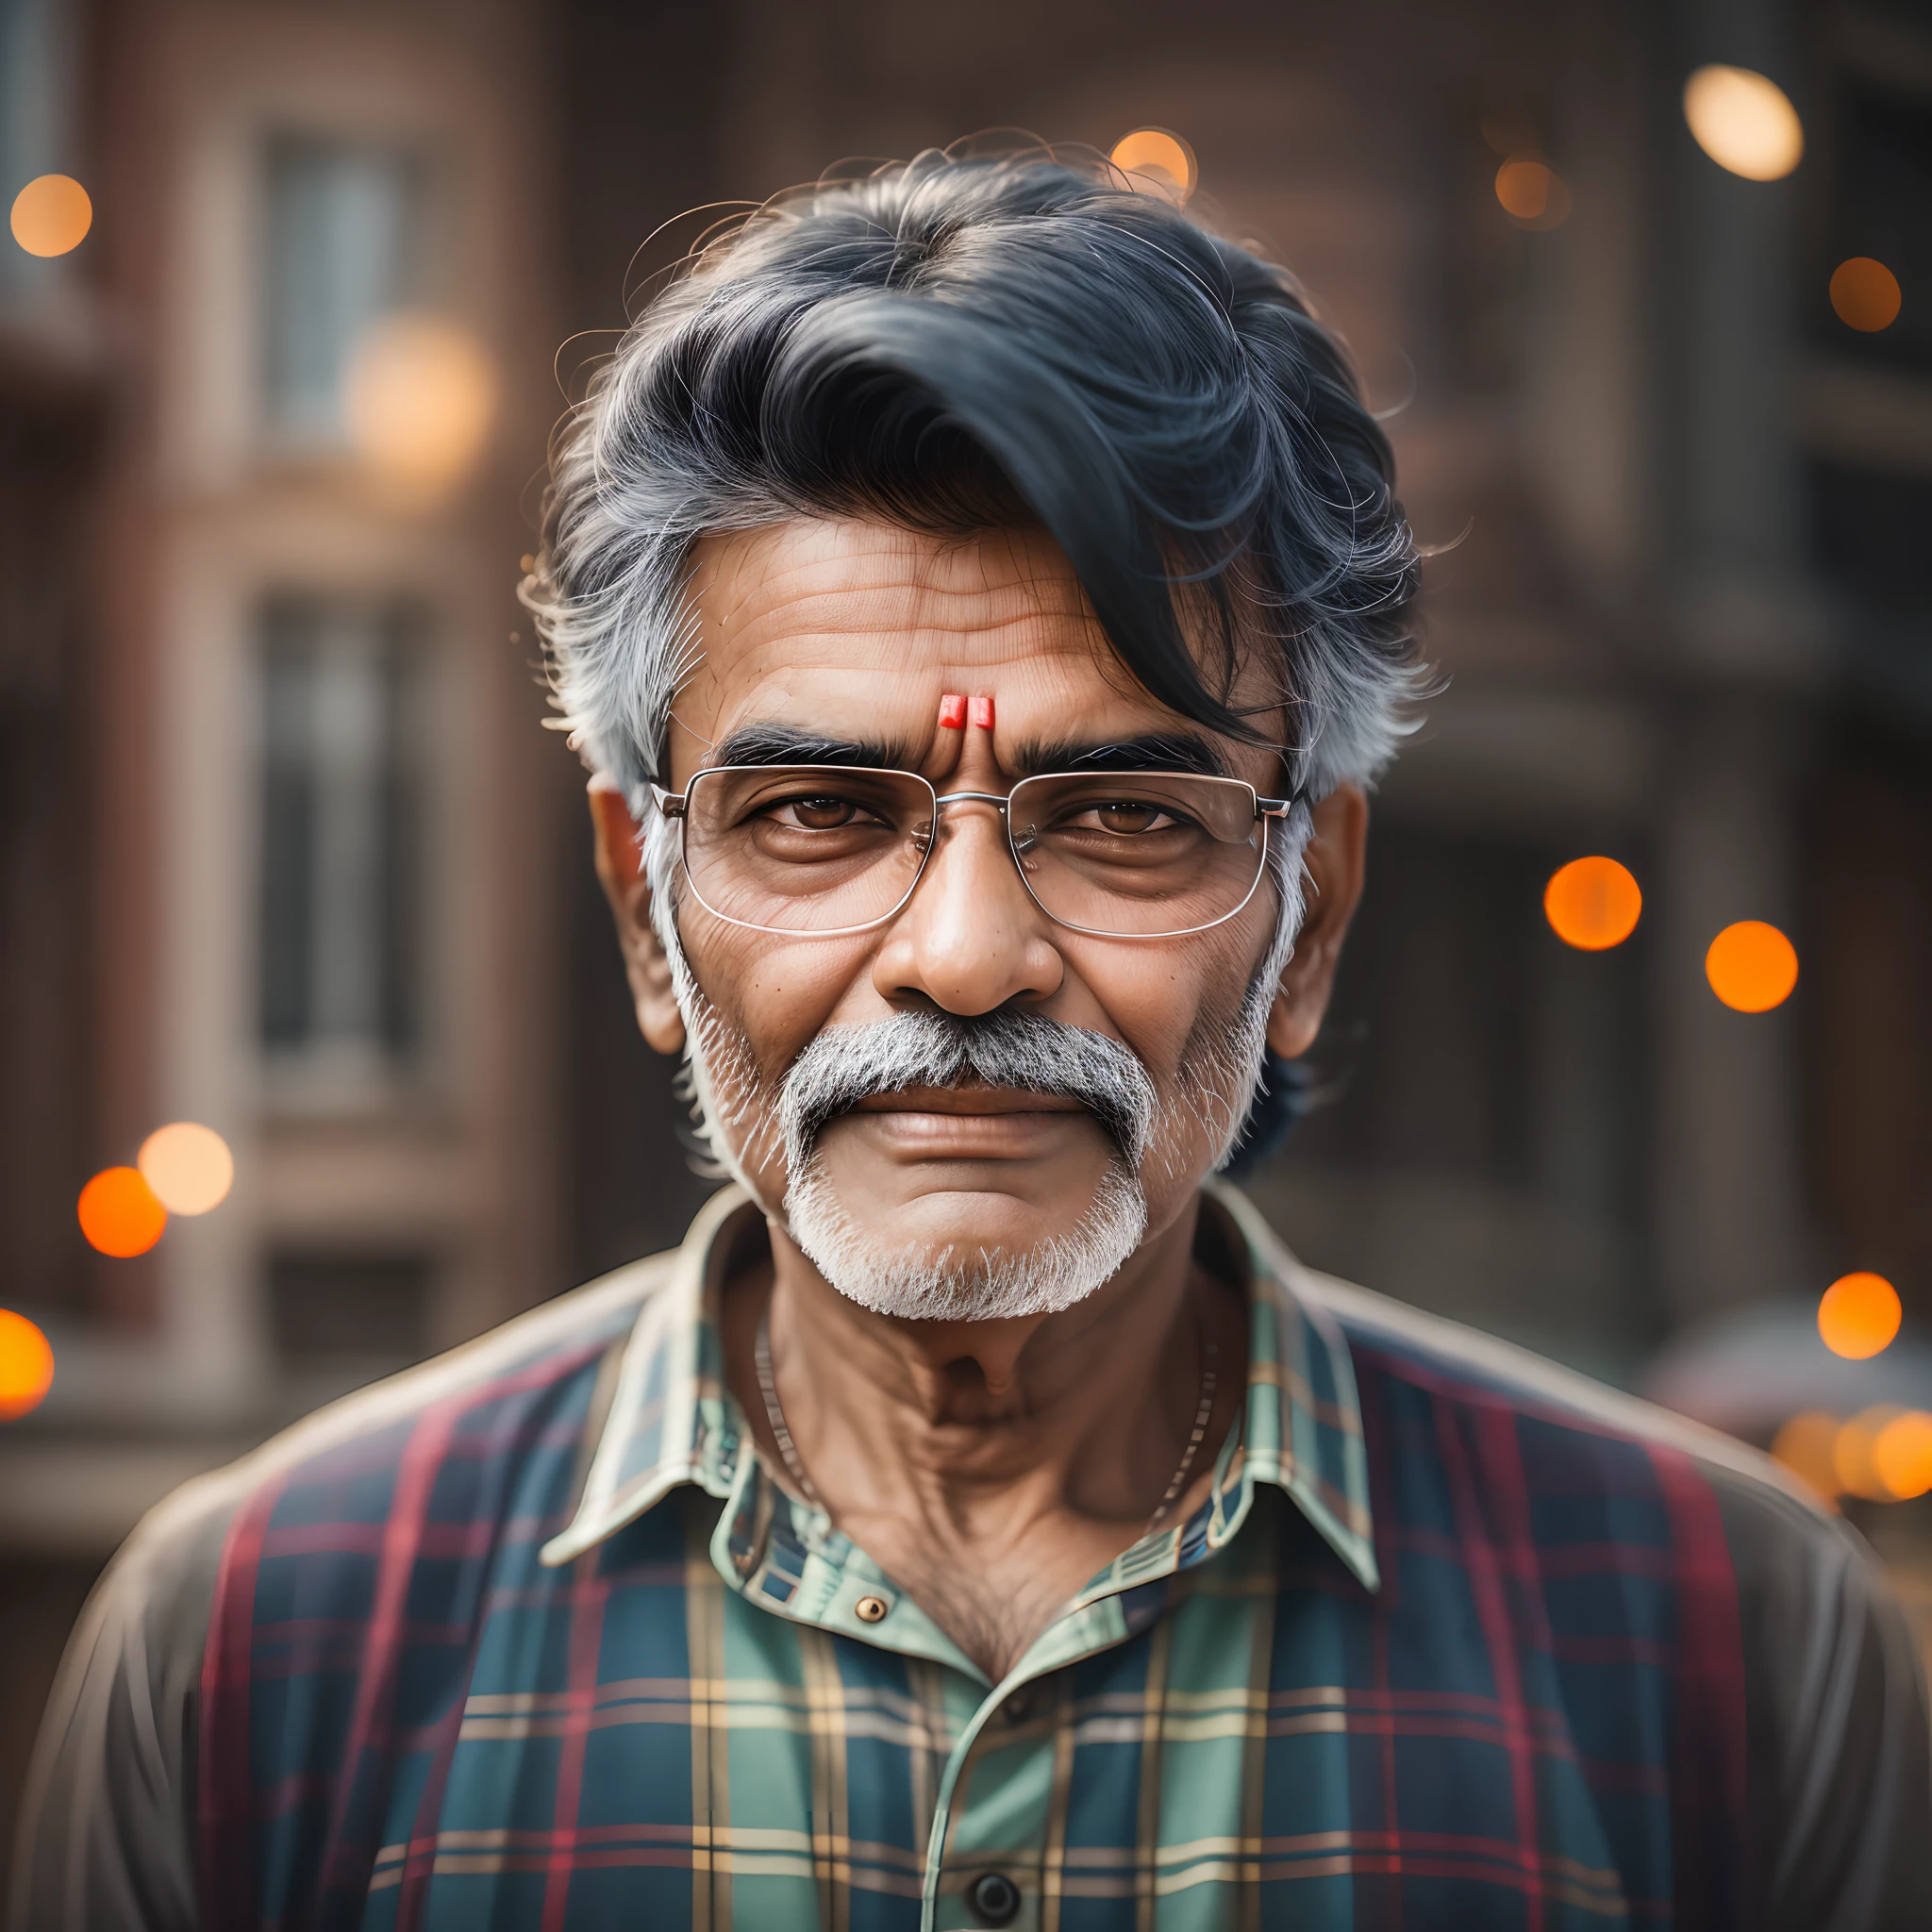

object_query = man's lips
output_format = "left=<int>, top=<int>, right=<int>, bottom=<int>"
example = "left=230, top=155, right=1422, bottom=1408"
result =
left=835, top=1086, right=1096, bottom=1158
left=849, top=1087, right=1088, bottom=1116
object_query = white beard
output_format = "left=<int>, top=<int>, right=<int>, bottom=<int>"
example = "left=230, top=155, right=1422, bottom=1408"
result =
left=768, top=1003, right=1159, bottom=1321
left=784, top=1146, right=1149, bottom=1322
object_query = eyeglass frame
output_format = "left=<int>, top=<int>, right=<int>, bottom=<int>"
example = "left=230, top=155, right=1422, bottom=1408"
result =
left=649, top=763, right=1306, bottom=941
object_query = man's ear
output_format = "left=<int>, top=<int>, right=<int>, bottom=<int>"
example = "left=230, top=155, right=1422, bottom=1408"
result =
left=1265, top=782, right=1368, bottom=1060
left=588, top=780, right=687, bottom=1057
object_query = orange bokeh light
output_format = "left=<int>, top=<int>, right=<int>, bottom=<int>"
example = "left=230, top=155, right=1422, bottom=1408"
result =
left=343, top=313, right=500, bottom=504
left=1769, top=1409, right=1840, bottom=1500
left=1818, top=1271, right=1902, bottom=1360
left=139, top=1121, right=234, bottom=1215
left=1873, top=1411, right=1932, bottom=1501
left=1829, top=257, right=1902, bottom=333
left=1494, top=157, right=1571, bottom=228
left=9, top=174, right=92, bottom=257
left=1543, top=857, right=1641, bottom=950
left=77, top=1166, right=168, bottom=1257
left=0, top=1310, right=55, bottom=1421
left=1832, top=1407, right=1899, bottom=1501
left=1705, top=919, right=1797, bottom=1011
left=1109, top=128, right=1196, bottom=201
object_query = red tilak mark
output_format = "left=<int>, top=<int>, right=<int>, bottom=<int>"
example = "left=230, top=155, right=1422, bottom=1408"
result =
left=969, top=694, right=995, bottom=729
left=938, top=693, right=968, bottom=729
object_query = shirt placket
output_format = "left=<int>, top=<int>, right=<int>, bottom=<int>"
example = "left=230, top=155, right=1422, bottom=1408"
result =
left=711, top=1432, right=1259, bottom=1932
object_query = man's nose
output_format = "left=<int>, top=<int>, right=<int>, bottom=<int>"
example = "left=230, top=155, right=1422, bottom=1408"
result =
left=870, top=802, right=1064, bottom=1015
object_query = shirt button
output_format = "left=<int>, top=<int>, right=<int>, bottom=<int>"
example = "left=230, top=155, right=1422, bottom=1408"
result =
left=855, top=1594, right=889, bottom=1624
left=966, top=1871, right=1022, bottom=1925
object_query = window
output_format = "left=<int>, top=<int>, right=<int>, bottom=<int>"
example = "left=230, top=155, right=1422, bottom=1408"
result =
left=259, top=598, right=426, bottom=1087
left=1288, top=824, right=1643, bottom=1217
left=262, top=132, right=426, bottom=437
left=268, top=1249, right=433, bottom=1372
left=1247, top=821, right=1655, bottom=1372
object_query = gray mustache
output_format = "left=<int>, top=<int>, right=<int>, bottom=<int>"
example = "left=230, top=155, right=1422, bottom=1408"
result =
left=778, top=1009, right=1158, bottom=1167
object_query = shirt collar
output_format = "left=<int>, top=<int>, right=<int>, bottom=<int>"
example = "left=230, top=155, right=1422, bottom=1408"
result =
left=541, top=1180, right=1377, bottom=1592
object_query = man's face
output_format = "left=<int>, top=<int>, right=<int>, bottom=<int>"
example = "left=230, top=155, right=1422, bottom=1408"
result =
left=600, top=518, right=1362, bottom=1315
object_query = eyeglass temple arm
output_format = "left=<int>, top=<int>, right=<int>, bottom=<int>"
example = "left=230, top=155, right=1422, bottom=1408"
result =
left=650, top=783, right=687, bottom=821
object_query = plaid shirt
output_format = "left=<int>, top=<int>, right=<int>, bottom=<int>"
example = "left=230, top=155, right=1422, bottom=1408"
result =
left=192, top=1182, right=1760, bottom=1929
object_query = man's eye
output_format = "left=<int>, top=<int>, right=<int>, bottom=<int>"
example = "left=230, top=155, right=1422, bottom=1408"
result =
left=1089, top=801, right=1180, bottom=835
left=771, top=795, right=867, bottom=829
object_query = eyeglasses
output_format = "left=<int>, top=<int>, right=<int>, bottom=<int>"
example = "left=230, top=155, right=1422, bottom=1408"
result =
left=652, top=764, right=1300, bottom=940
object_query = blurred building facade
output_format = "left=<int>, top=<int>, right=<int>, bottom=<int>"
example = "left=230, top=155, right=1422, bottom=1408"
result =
left=3, top=0, right=1929, bottom=1881
left=0, top=0, right=568, bottom=1851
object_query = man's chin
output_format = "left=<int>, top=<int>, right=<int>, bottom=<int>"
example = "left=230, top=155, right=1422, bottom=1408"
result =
left=783, top=1158, right=1149, bottom=1324
left=831, top=1185, right=1076, bottom=1253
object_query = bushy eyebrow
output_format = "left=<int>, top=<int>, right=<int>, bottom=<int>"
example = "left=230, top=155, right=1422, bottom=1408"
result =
left=709, top=724, right=914, bottom=770
left=706, top=723, right=1233, bottom=782
left=1013, top=732, right=1233, bottom=779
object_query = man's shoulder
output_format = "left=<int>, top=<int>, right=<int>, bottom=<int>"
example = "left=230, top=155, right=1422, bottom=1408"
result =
left=130, top=1244, right=680, bottom=1564
left=1288, top=1257, right=1829, bottom=1520
left=1285, top=1258, right=1913, bottom=1720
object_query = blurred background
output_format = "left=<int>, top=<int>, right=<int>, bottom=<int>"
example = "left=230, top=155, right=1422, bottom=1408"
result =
left=3, top=0, right=1929, bottom=1875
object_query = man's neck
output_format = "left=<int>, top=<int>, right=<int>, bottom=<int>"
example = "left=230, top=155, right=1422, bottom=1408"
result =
left=719, top=1193, right=1251, bottom=1677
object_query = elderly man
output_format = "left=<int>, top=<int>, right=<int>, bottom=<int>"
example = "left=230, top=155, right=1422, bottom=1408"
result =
left=17, top=148, right=1928, bottom=1931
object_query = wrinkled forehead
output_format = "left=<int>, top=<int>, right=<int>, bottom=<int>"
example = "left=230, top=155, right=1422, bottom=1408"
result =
left=668, top=518, right=1283, bottom=785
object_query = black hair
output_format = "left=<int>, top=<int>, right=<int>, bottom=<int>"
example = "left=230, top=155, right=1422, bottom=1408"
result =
left=531, top=142, right=1423, bottom=803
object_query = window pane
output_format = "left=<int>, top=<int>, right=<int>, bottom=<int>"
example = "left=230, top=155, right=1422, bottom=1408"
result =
left=268, top=1249, right=432, bottom=1368
left=258, top=599, right=425, bottom=1074
left=260, top=608, right=316, bottom=1045
left=378, top=626, right=425, bottom=1058
left=262, top=134, right=424, bottom=434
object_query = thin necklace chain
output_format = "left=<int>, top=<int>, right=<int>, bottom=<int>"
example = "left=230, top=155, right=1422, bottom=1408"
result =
left=1147, top=1334, right=1220, bottom=1534
left=755, top=1307, right=821, bottom=1504
left=754, top=1307, right=1219, bottom=1538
